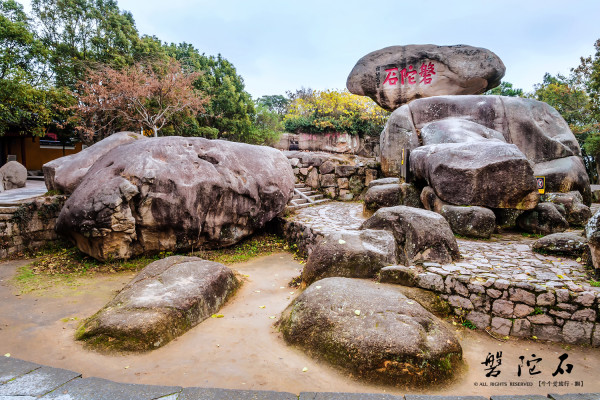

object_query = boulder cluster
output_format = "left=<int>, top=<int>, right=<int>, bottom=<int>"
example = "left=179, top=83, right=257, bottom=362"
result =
left=348, top=44, right=592, bottom=240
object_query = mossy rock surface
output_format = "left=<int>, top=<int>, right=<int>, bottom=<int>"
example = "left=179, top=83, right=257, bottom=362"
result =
left=278, top=277, right=462, bottom=385
left=77, top=256, right=239, bottom=352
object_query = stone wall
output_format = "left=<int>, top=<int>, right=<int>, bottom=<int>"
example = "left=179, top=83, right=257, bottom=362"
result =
left=284, top=151, right=380, bottom=201
left=275, top=133, right=380, bottom=158
left=0, top=195, right=66, bottom=257
left=382, top=264, right=600, bottom=347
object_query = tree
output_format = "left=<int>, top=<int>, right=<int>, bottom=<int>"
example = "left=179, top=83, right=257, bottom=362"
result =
left=485, top=81, right=523, bottom=97
left=283, top=89, right=389, bottom=137
left=31, top=0, right=141, bottom=88
left=256, top=95, right=289, bottom=116
left=69, top=58, right=207, bottom=144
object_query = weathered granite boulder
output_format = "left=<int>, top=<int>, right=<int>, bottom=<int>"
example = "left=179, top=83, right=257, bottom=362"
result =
left=301, top=230, right=397, bottom=285
left=347, top=44, right=504, bottom=111
left=410, top=141, right=539, bottom=209
left=517, top=203, right=569, bottom=235
left=381, top=96, right=585, bottom=191
left=0, top=161, right=27, bottom=191
left=43, top=132, right=145, bottom=194
left=57, top=137, right=294, bottom=261
left=76, top=256, right=239, bottom=351
left=367, top=177, right=400, bottom=188
left=440, top=205, right=496, bottom=239
left=361, top=206, right=460, bottom=265
left=534, top=156, right=591, bottom=206
left=420, top=186, right=446, bottom=213
left=532, top=232, right=588, bottom=257
left=278, top=278, right=462, bottom=384
left=541, top=192, right=592, bottom=226
left=421, top=118, right=506, bottom=145
left=363, top=183, right=421, bottom=211
left=585, top=210, right=600, bottom=279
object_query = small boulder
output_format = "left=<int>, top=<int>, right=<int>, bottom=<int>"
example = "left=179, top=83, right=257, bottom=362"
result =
left=440, top=205, right=496, bottom=239
left=347, top=44, right=504, bottom=111
left=541, top=192, right=592, bottom=226
left=361, top=206, right=460, bottom=265
left=532, top=232, right=588, bottom=257
left=0, top=161, right=27, bottom=191
left=76, top=256, right=239, bottom=351
left=278, top=277, right=462, bottom=384
left=43, top=132, right=145, bottom=194
left=517, top=203, right=569, bottom=235
left=363, top=183, right=421, bottom=211
left=410, top=141, right=539, bottom=209
left=301, top=230, right=397, bottom=285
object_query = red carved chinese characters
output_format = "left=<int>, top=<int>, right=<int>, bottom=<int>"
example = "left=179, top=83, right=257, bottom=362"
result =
left=419, top=62, right=436, bottom=84
left=383, top=67, right=399, bottom=85
left=382, top=63, right=435, bottom=86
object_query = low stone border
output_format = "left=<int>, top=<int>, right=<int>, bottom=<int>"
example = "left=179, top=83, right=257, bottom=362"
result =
left=1, top=356, right=598, bottom=399
left=0, top=195, right=66, bottom=258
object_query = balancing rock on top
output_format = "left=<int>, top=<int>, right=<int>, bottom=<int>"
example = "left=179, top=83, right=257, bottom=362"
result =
left=347, top=44, right=505, bottom=111
left=56, top=136, right=294, bottom=261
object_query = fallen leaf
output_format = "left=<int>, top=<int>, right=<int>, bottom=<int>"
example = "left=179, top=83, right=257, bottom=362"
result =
left=407, top=301, right=414, bottom=304
left=302, top=367, right=308, bottom=372
left=259, top=305, right=266, bottom=309
left=354, top=310, right=361, bottom=316
left=269, top=316, right=276, bottom=319
left=576, top=257, right=582, bottom=262
left=124, top=366, right=129, bottom=369
left=338, top=239, right=346, bottom=244
left=3, top=353, right=10, bottom=357
left=254, top=290, right=261, bottom=293
left=211, top=314, right=224, bottom=318
left=532, top=336, right=538, bottom=340
left=315, top=286, right=322, bottom=289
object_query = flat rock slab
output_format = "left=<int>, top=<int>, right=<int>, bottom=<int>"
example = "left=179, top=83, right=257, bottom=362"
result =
left=347, top=44, right=504, bottom=110
left=0, top=357, right=41, bottom=384
left=76, top=256, right=239, bottom=351
left=179, top=388, right=297, bottom=400
left=40, top=377, right=181, bottom=399
left=299, top=393, right=403, bottom=400
left=0, top=366, right=80, bottom=397
left=279, top=277, right=462, bottom=385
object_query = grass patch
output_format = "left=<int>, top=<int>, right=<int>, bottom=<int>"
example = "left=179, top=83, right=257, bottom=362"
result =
left=589, top=280, right=600, bottom=287
left=521, top=232, right=544, bottom=239
left=13, top=233, right=299, bottom=294
left=461, top=319, right=477, bottom=330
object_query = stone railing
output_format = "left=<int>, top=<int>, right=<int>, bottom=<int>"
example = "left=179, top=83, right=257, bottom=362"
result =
left=0, top=195, right=66, bottom=258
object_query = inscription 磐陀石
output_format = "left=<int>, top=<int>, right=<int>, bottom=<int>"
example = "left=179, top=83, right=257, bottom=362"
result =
left=379, top=62, right=436, bottom=88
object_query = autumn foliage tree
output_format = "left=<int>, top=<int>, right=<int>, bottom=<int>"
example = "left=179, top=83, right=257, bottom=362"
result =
left=69, top=58, right=207, bottom=144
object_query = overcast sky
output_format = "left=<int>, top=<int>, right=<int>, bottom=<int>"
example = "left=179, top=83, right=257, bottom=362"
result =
left=27, top=0, right=600, bottom=99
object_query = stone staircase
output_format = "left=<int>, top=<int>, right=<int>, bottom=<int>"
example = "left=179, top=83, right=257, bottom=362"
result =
left=287, top=183, right=329, bottom=210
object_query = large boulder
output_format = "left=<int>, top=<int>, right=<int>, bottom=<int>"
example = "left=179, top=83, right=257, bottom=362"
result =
left=410, top=141, right=539, bottom=209
left=301, top=230, right=397, bottom=285
left=76, top=256, right=240, bottom=351
left=516, top=202, right=569, bottom=235
left=43, top=132, right=146, bottom=194
left=346, top=44, right=504, bottom=111
left=57, top=137, right=294, bottom=261
left=381, top=96, right=583, bottom=178
left=586, top=210, right=600, bottom=279
left=360, top=206, right=460, bottom=265
left=0, top=161, right=27, bottom=191
left=278, top=278, right=462, bottom=384
left=363, top=183, right=421, bottom=211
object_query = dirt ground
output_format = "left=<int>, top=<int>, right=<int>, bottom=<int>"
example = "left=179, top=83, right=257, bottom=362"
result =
left=1, top=253, right=599, bottom=396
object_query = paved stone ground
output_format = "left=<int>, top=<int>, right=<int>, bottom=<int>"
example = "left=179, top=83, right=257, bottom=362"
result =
left=291, top=203, right=597, bottom=293
left=0, top=180, right=47, bottom=206
left=1, top=357, right=598, bottom=399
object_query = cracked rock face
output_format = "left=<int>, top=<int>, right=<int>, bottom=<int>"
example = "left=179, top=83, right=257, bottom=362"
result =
left=76, top=256, right=239, bottom=351
left=278, top=277, right=462, bottom=384
left=56, top=136, right=294, bottom=261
